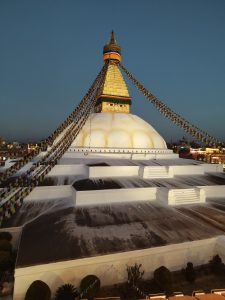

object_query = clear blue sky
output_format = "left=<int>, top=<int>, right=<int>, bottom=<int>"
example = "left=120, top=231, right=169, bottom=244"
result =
left=0, top=0, right=225, bottom=143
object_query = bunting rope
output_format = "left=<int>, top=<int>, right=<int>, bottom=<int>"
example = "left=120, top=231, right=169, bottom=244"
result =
left=119, top=63, right=222, bottom=146
left=0, top=63, right=107, bottom=186
left=45, top=63, right=108, bottom=146
left=0, top=62, right=109, bottom=226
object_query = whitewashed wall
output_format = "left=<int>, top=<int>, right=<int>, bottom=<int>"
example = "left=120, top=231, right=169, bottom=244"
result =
left=202, top=164, right=223, bottom=173
left=47, top=164, right=88, bottom=177
left=171, top=165, right=204, bottom=175
left=89, top=166, right=140, bottom=178
left=47, top=163, right=223, bottom=182
left=197, top=185, right=225, bottom=198
left=215, top=236, right=225, bottom=262
left=75, top=187, right=157, bottom=206
left=13, top=236, right=225, bottom=300
left=24, top=185, right=225, bottom=208
left=25, top=186, right=73, bottom=202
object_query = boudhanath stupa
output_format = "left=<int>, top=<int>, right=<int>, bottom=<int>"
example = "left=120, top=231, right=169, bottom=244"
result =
left=1, top=32, right=225, bottom=299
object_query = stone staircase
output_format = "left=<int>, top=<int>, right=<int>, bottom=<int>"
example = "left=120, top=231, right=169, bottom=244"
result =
left=168, top=188, right=205, bottom=205
left=141, top=166, right=171, bottom=179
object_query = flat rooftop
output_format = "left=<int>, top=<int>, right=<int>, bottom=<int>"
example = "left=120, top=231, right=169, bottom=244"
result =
left=2, top=156, right=224, bottom=268
left=6, top=196, right=225, bottom=268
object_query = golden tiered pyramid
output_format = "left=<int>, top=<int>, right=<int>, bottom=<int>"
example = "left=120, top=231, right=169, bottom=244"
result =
left=95, top=31, right=132, bottom=113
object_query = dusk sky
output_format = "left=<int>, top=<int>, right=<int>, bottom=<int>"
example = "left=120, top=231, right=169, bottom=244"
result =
left=0, top=0, right=225, bottom=143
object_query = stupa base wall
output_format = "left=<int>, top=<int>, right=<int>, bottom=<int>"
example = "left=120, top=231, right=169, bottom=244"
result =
left=66, top=147, right=178, bottom=160
left=22, top=185, right=225, bottom=207
left=75, top=187, right=157, bottom=206
left=13, top=236, right=225, bottom=300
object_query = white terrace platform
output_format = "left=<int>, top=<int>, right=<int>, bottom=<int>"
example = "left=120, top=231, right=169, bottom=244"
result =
left=25, top=153, right=225, bottom=206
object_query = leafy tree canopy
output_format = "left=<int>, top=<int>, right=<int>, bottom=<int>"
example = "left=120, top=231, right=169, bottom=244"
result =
left=0, top=232, right=12, bottom=241
left=55, top=283, right=79, bottom=300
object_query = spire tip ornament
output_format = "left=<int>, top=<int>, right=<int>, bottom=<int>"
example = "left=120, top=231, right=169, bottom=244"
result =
left=103, top=31, right=121, bottom=62
left=109, top=30, right=116, bottom=44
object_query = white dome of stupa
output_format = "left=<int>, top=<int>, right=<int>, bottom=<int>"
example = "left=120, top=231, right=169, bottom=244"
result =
left=72, top=112, right=167, bottom=149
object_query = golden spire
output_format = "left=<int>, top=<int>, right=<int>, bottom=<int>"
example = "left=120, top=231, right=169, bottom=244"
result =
left=103, top=31, right=121, bottom=62
left=95, top=32, right=131, bottom=113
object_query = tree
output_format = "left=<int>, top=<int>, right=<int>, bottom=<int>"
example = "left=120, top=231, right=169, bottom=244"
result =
left=126, top=263, right=145, bottom=300
left=154, top=266, right=173, bottom=295
left=127, top=263, right=144, bottom=288
left=209, top=254, right=225, bottom=276
left=0, top=250, right=11, bottom=271
left=0, top=239, right=12, bottom=252
left=185, top=262, right=196, bottom=283
left=25, top=280, right=51, bottom=300
left=0, top=232, right=15, bottom=287
left=55, top=283, right=79, bottom=300
left=80, top=275, right=100, bottom=300
left=0, top=232, right=14, bottom=273
left=0, top=232, right=12, bottom=241
left=190, top=141, right=200, bottom=149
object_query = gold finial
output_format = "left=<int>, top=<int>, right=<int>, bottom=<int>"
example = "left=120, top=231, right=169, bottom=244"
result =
left=103, top=31, right=121, bottom=62
left=109, top=30, right=117, bottom=44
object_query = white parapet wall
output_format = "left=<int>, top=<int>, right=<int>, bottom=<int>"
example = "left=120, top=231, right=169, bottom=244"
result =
left=88, top=164, right=223, bottom=180
left=197, top=185, right=225, bottom=199
left=61, top=147, right=175, bottom=160
left=47, top=164, right=88, bottom=177
left=202, top=164, right=223, bottom=173
left=154, top=153, right=179, bottom=160
left=25, top=186, right=74, bottom=202
left=75, top=187, right=157, bottom=206
left=171, top=164, right=224, bottom=176
left=171, top=165, right=204, bottom=176
left=89, top=166, right=140, bottom=178
left=75, top=185, right=219, bottom=207
left=131, top=153, right=178, bottom=160
left=215, top=236, right=225, bottom=262
left=13, top=236, right=225, bottom=300
left=68, top=147, right=173, bottom=155
left=61, top=151, right=132, bottom=160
